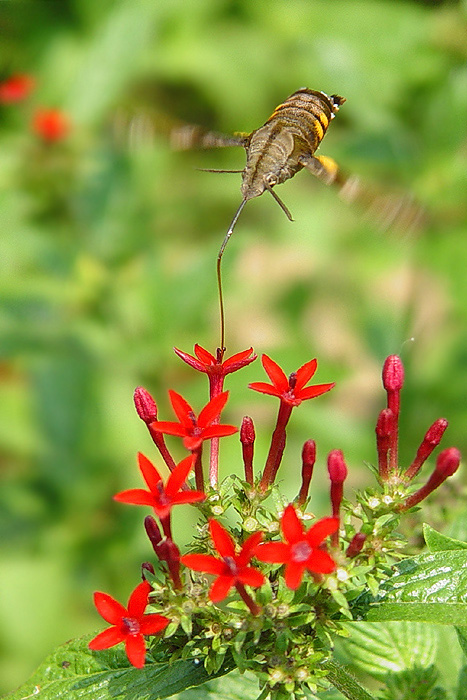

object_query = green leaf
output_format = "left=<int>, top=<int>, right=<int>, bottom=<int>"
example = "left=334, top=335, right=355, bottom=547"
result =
left=170, top=669, right=260, bottom=699
left=457, top=666, right=467, bottom=700
left=337, top=621, right=437, bottom=679
left=5, top=634, right=235, bottom=700
left=322, top=660, right=375, bottom=700
left=363, top=551, right=467, bottom=625
left=424, top=524, right=467, bottom=552
left=456, top=627, right=467, bottom=658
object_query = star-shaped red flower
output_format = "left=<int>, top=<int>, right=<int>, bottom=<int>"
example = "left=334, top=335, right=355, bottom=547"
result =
left=174, top=344, right=257, bottom=376
left=181, top=519, right=265, bottom=602
left=256, top=504, right=339, bottom=589
left=89, top=580, right=169, bottom=668
left=249, top=355, right=335, bottom=407
left=113, top=452, right=205, bottom=518
left=150, top=390, right=238, bottom=451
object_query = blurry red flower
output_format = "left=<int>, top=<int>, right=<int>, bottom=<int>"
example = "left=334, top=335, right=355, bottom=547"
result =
left=89, top=580, right=169, bottom=668
left=174, top=344, right=256, bottom=377
left=0, top=74, right=35, bottom=103
left=150, top=390, right=238, bottom=451
left=256, top=504, right=339, bottom=589
left=181, top=519, right=265, bottom=602
left=32, top=108, right=70, bottom=142
left=113, top=453, right=205, bottom=518
left=249, top=355, right=335, bottom=407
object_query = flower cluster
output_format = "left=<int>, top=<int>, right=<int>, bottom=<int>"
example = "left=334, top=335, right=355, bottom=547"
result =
left=0, top=72, right=70, bottom=142
left=89, top=346, right=461, bottom=698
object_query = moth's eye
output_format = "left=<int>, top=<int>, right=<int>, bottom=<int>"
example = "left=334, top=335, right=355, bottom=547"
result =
left=265, top=174, right=277, bottom=186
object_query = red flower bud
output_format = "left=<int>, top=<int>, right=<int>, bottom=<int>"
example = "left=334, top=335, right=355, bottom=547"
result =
left=382, top=355, right=404, bottom=392
left=134, top=386, right=158, bottom=424
left=346, top=532, right=366, bottom=558
left=375, top=408, right=393, bottom=480
left=400, top=447, right=461, bottom=511
left=405, top=418, right=449, bottom=481
left=297, top=440, right=316, bottom=506
left=240, top=416, right=255, bottom=485
left=327, top=449, right=348, bottom=484
left=436, top=447, right=461, bottom=478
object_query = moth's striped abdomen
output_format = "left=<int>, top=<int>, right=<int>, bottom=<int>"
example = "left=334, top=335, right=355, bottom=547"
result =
left=265, top=88, right=345, bottom=154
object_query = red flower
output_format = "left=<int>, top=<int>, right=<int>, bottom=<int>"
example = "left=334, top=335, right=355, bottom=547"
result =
left=0, top=74, right=35, bottom=103
left=174, top=344, right=256, bottom=377
left=256, top=504, right=339, bottom=589
left=89, top=580, right=169, bottom=668
left=249, top=355, right=335, bottom=407
left=32, top=108, right=70, bottom=142
left=150, top=390, right=238, bottom=451
left=181, top=519, right=265, bottom=602
left=113, top=453, right=205, bottom=518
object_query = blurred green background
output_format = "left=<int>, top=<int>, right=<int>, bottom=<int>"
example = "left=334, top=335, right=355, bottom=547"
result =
left=1, top=0, right=466, bottom=694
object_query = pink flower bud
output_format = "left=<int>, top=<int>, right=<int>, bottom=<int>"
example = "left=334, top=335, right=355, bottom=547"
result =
left=134, top=387, right=158, bottom=424
left=382, top=355, right=404, bottom=392
left=405, top=418, right=449, bottom=481
left=327, top=449, right=348, bottom=484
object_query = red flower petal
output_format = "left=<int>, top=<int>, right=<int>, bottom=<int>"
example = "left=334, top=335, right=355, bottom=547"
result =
left=199, top=425, right=238, bottom=440
left=284, top=562, right=306, bottom=589
left=139, top=614, right=170, bottom=636
left=255, top=542, right=290, bottom=563
left=149, top=421, right=189, bottom=438
left=306, top=517, right=339, bottom=548
left=138, top=452, right=163, bottom=494
left=298, top=383, right=335, bottom=400
left=93, top=591, right=127, bottom=624
left=127, top=581, right=151, bottom=618
left=198, top=392, right=229, bottom=428
left=294, top=359, right=318, bottom=392
left=223, top=348, right=256, bottom=372
left=209, top=519, right=235, bottom=558
left=89, top=626, right=125, bottom=650
left=237, top=531, right=263, bottom=567
left=209, top=575, right=234, bottom=602
left=113, top=489, right=155, bottom=506
left=165, top=455, right=194, bottom=496
left=168, top=390, right=193, bottom=427
left=125, top=634, right=146, bottom=668
left=170, top=491, right=206, bottom=506
left=281, top=504, right=304, bottom=543
left=306, top=549, right=336, bottom=574
left=261, top=355, right=289, bottom=392
left=173, top=347, right=206, bottom=372
left=181, top=554, right=225, bottom=575
left=248, top=381, right=281, bottom=397
left=194, top=344, right=216, bottom=365
left=238, top=566, right=265, bottom=588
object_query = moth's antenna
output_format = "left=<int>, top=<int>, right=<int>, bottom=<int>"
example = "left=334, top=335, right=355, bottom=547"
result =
left=217, top=198, right=248, bottom=354
left=265, top=183, right=294, bottom=221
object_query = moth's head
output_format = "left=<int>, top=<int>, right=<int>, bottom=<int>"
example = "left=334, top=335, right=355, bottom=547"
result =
left=329, top=94, right=346, bottom=114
